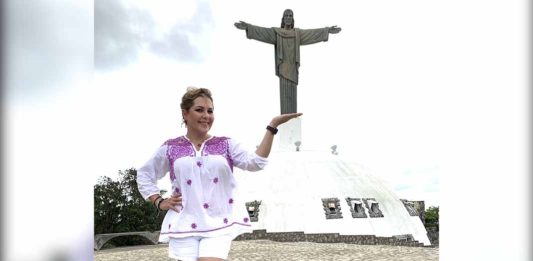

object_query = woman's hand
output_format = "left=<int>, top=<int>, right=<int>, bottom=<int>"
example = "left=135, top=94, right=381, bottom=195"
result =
left=270, top=112, right=303, bottom=128
left=256, top=112, right=303, bottom=158
left=160, top=193, right=183, bottom=212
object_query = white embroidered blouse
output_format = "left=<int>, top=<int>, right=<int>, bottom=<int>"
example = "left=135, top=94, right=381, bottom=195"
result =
left=137, top=135, right=268, bottom=242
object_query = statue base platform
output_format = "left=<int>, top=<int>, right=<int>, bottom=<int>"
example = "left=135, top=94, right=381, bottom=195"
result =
left=276, top=118, right=301, bottom=152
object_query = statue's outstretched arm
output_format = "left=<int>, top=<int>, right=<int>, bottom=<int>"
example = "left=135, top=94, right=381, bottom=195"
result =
left=234, top=21, right=248, bottom=30
left=328, top=26, right=342, bottom=34
left=235, top=21, right=276, bottom=43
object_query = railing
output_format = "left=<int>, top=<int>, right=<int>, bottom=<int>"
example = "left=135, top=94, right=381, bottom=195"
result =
left=94, top=231, right=160, bottom=250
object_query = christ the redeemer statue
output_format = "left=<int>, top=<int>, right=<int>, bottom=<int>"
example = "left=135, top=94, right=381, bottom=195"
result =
left=235, top=9, right=341, bottom=114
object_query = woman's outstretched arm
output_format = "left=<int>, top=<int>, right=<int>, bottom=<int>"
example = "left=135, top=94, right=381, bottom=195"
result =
left=255, top=112, right=302, bottom=158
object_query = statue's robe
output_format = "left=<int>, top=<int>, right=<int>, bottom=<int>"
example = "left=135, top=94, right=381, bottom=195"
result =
left=245, top=25, right=330, bottom=114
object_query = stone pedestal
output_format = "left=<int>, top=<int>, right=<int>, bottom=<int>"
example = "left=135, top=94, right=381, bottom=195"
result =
left=276, top=118, right=301, bottom=151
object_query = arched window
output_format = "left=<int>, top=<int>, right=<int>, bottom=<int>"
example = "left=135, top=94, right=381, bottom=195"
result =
left=321, top=198, right=343, bottom=219
left=363, top=198, right=384, bottom=218
left=345, top=197, right=368, bottom=218
left=245, top=200, right=262, bottom=222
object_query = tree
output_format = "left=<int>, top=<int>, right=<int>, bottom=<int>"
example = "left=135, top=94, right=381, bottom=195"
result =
left=94, top=168, right=167, bottom=248
left=425, top=206, right=439, bottom=230
left=94, top=176, right=125, bottom=234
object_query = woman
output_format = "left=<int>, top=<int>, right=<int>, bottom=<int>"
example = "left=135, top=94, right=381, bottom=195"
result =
left=136, top=87, right=302, bottom=261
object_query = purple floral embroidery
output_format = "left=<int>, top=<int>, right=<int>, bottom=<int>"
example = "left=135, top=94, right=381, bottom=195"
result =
left=164, top=137, right=195, bottom=181
left=204, top=137, right=227, bottom=154
left=228, top=198, right=234, bottom=204
left=203, top=203, right=209, bottom=209
left=213, top=177, right=219, bottom=184
left=191, top=223, right=197, bottom=229
left=223, top=218, right=228, bottom=224
left=243, top=217, right=249, bottom=223
left=174, top=187, right=180, bottom=194
left=187, top=179, right=192, bottom=185
left=197, top=161, right=202, bottom=167
left=168, top=224, right=171, bottom=229
left=204, top=137, right=233, bottom=172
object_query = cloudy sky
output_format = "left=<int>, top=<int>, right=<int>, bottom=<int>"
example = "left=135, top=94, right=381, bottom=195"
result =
left=93, top=0, right=447, bottom=206
left=3, top=0, right=530, bottom=260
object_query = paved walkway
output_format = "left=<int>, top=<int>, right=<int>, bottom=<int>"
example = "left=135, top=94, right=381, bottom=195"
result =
left=94, top=240, right=439, bottom=261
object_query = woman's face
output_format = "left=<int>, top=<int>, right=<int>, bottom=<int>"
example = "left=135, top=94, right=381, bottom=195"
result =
left=183, top=96, right=214, bottom=136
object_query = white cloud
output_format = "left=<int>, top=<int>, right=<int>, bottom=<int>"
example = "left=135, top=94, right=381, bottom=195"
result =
left=95, top=0, right=215, bottom=70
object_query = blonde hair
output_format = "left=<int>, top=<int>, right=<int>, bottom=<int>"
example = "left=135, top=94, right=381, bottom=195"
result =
left=180, top=86, right=213, bottom=111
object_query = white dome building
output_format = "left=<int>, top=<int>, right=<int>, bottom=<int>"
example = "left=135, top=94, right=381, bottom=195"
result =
left=233, top=119, right=431, bottom=246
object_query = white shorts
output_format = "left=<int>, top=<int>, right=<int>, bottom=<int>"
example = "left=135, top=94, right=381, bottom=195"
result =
left=168, top=234, right=234, bottom=261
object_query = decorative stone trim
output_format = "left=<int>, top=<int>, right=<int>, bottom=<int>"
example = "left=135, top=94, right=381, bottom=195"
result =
left=362, top=198, right=384, bottom=218
left=345, top=197, right=368, bottom=218
left=400, top=199, right=419, bottom=216
left=321, top=198, right=343, bottom=219
left=245, top=200, right=262, bottom=222
left=400, top=199, right=425, bottom=224
left=234, top=229, right=424, bottom=247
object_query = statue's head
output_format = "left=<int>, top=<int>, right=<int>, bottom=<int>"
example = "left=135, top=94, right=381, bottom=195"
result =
left=280, top=9, right=294, bottom=29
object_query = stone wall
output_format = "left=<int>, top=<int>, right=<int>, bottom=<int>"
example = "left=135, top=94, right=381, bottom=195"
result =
left=234, top=230, right=424, bottom=247
left=426, top=227, right=439, bottom=246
